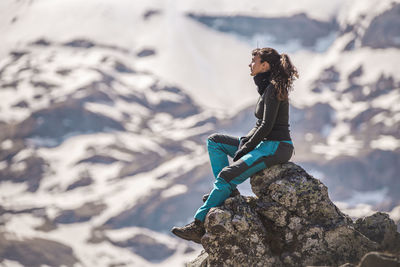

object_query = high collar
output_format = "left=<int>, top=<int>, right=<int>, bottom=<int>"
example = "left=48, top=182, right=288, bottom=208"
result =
left=253, top=71, right=271, bottom=95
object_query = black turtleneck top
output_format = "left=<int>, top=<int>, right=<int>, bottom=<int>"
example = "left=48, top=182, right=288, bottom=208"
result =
left=240, top=71, right=291, bottom=153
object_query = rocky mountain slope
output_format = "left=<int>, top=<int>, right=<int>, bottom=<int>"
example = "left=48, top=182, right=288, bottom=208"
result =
left=0, top=0, right=399, bottom=266
left=0, top=38, right=219, bottom=266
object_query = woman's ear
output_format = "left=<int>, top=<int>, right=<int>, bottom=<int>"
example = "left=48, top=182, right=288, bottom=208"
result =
left=262, top=61, right=270, bottom=72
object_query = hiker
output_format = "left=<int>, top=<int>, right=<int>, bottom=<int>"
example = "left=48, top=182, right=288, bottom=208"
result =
left=171, top=47, right=299, bottom=244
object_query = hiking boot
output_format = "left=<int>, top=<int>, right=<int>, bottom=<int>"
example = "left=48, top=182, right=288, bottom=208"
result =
left=171, top=219, right=205, bottom=244
left=202, top=188, right=240, bottom=203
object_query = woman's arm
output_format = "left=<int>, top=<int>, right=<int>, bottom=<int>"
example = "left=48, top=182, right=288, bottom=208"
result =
left=238, top=120, right=261, bottom=149
left=240, top=123, right=259, bottom=143
left=236, top=84, right=280, bottom=156
left=243, top=120, right=261, bottom=139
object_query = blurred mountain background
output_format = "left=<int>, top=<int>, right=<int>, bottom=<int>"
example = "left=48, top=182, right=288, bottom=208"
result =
left=0, top=0, right=399, bottom=266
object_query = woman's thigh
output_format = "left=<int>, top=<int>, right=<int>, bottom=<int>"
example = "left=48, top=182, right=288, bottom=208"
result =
left=262, top=141, right=294, bottom=167
left=207, top=133, right=240, bottom=158
left=217, top=141, right=294, bottom=186
left=218, top=156, right=267, bottom=186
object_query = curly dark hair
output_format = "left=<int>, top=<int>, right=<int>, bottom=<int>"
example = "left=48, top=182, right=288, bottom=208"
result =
left=252, top=47, right=299, bottom=101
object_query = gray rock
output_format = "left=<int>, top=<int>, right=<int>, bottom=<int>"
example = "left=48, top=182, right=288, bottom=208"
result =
left=190, top=162, right=400, bottom=267
left=355, top=212, right=400, bottom=253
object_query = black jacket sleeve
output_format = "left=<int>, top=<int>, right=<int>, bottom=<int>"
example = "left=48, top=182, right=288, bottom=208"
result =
left=243, top=123, right=260, bottom=139
left=239, top=84, right=280, bottom=153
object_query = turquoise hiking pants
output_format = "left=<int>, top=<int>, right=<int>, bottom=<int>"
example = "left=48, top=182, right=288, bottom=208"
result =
left=194, top=133, right=294, bottom=222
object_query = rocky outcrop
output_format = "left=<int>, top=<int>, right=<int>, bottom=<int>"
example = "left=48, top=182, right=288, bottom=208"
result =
left=188, top=162, right=400, bottom=267
left=354, top=212, right=400, bottom=253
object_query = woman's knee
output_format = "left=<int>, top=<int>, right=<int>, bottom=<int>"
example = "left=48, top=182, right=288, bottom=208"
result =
left=207, top=133, right=223, bottom=149
left=207, top=133, right=221, bottom=143
left=207, top=133, right=239, bottom=148
left=214, top=176, right=235, bottom=192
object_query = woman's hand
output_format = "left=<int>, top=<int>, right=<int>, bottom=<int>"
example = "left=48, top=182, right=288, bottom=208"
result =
left=233, top=137, right=250, bottom=161
left=238, top=136, right=249, bottom=150
left=233, top=148, right=247, bottom=162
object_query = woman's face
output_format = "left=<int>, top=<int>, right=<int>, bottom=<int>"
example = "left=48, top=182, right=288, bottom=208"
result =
left=249, top=55, right=270, bottom=76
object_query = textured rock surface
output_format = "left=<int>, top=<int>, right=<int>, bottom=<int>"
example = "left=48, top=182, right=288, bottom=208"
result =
left=188, top=162, right=400, bottom=267
left=354, top=212, right=400, bottom=253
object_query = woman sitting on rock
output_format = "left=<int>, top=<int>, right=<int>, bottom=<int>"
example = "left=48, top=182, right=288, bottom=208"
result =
left=171, top=47, right=299, bottom=243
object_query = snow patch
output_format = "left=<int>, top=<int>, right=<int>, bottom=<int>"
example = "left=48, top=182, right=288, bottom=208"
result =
left=1, top=139, right=13, bottom=150
left=389, top=205, right=400, bottom=222
left=0, top=260, right=25, bottom=267
left=2, top=213, right=44, bottom=240
left=343, top=187, right=388, bottom=206
left=161, top=184, right=188, bottom=198
left=0, top=161, right=8, bottom=171
left=336, top=0, right=396, bottom=29
left=335, top=200, right=400, bottom=225
left=84, top=102, right=124, bottom=121
left=334, top=201, right=377, bottom=218
left=370, top=135, right=400, bottom=150
left=371, top=89, right=400, bottom=112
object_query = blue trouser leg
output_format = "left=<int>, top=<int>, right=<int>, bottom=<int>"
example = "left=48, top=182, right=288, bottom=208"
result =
left=207, top=133, right=239, bottom=179
left=194, top=161, right=267, bottom=222
left=194, top=177, right=235, bottom=222
left=194, top=134, right=239, bottom=221
left=194, top=138, right=294, bottom=222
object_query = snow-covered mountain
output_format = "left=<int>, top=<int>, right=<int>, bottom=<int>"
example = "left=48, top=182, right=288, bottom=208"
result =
left=0, top=0, right=399, bottom=266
